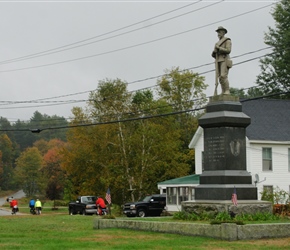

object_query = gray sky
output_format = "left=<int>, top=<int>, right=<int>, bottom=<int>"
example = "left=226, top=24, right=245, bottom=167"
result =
left=0, top=0, right=276, bottom=122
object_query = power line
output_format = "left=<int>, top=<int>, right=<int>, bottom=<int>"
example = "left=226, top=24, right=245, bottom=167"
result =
left=0, top=2, right=201, bottom=65
left=0, top=2, right=273, bottom=74
left=0, top=47, right=273, bottom=112
left=1, top=91, right=289, bottom=132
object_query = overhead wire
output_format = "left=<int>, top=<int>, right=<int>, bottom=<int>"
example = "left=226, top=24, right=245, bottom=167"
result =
left=0, top=2, right=277, bottom=123
left=0, top=46, right=273, bottom=110
left=0, top=91, right=289, bottom=132
left=0, top=2, right=274, bottom=73
left=0, top=1, right=202, bottom=65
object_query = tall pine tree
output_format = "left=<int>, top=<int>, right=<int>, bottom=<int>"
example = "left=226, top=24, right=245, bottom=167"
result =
left=256, top=0, right=290, bottom=99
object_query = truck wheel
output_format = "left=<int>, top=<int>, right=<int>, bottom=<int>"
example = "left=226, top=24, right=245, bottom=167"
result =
left=137, top=209, right=146, bottom=217
left=69, top=208, right=74, bottom=215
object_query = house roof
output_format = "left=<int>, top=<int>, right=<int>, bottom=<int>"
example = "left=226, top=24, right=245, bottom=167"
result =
left=158, top=174, right=200, bottom=185
left=241, top=99, right=290, bottom=141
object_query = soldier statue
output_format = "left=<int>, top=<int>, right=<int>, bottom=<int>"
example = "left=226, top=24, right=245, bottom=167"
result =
left=212, top=26, right=232, bottom=95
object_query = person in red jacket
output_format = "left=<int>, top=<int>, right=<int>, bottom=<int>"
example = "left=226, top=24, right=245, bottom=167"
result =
left=96, top=197, right=106, bottom=215
left=10, top=198, right=18, bottom=214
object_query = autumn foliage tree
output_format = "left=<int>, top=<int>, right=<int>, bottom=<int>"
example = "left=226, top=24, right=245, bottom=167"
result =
left=62, top=70, right=207, bottom=204
left=42, top=140, right=66, bottom=206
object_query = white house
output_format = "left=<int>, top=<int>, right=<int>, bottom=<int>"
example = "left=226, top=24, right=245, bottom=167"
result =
left=158, top=98, right=290, bottom=212
left=189, top=98, right=290, bottom=201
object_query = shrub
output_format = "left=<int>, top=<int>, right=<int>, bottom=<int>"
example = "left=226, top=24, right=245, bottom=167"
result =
left=235, top=212, right=279, bottom=221
left=261, top=186, right=289, bottom=204
left=173, top=211, right=281, bottom=223
left=173, top=211, right=199, bottom=221
left=214, top=212, right=231, bottom=221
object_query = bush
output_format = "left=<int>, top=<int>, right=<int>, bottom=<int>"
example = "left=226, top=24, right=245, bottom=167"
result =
left=173, top=211, right=199, bottom=221
left=235, top=212, right=279, bottom=221
left=173, top=211, right=282, bottom=223
left=53, top=200, right=69, bottom=206
left=261, top=186, right=289, bottom=204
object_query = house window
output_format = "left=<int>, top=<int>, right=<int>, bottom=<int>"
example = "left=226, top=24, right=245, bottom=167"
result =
left=178, top=187, right=188, bottom=204
left=262, top=148, right=272, bottom=171
left=167, top=187, right=176, bottom=205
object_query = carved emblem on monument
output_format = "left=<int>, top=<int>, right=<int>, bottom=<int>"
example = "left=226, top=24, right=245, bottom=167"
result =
left=230, top=140, right=241, bottom=156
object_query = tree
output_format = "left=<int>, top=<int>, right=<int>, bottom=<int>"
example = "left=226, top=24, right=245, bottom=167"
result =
left=14, top=147, right=44, bottom=196
left=0, top=134, right=15, bottom=190
left=63, top=78, right=194, bottom=204
left=256, top=0, right=290, bottom=99
left=229, top=87, right=264, bottom=99
left=43, top=144, right=66, bottom=207
left=156, top=67, right=207, bottom=174
left=157, top=67, right=207, bottom=147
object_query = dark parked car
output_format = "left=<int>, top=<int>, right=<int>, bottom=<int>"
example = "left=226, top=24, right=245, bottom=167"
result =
left=68, top=196, right=97, bottom=215
left=123, top=194, right=166, bottom=217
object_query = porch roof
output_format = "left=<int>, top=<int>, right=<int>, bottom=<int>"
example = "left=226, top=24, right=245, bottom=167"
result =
left=158, top=174, right=200, bottom=185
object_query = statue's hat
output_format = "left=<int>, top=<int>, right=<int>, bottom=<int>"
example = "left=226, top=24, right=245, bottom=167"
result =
left=215, top=26, right=227, bottom=34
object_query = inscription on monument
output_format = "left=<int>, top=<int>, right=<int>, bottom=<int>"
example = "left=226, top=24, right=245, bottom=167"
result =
left=206, top=135, right=225, bottom=163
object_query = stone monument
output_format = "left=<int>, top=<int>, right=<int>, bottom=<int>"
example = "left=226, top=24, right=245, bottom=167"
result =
left=182, top=27, right=272, bottom=215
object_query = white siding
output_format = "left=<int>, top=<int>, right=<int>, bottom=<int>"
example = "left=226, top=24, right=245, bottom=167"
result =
left=249, top=142, right=290, bottom=200
left=194, top=133, right=204, bottom=175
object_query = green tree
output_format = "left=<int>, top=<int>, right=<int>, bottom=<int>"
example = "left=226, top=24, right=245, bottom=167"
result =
left=256, top=0, right=290, bottom=98
left=61, top=107, right=106, bottom=199
left=156, top=67, right=207, bottom=174
left=12, top=111, right=68, bottom=151
left=0, top=134, right=16, bottom=190
left=156, top=67, right=207, bottom=147
left=63, top=79, right=194, bottom=204
left=14, top=147, right=44, bottom=196
left=229, top=87, right=247, bottom=98
left=229, top=87, right=264, bottom=99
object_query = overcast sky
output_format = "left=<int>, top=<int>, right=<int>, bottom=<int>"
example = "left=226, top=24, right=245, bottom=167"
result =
left=0, top=0, right=277, bottom=123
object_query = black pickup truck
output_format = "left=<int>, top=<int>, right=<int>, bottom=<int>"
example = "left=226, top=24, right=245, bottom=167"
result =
left=123, top=194, right=166, bottom=217
left=68, top=196, right=97, bottom=215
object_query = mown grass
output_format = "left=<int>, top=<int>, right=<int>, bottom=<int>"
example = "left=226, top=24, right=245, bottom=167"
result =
left=0, top=212, right=290, bottom=249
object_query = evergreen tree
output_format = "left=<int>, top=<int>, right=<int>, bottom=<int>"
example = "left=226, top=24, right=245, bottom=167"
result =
left=256, top=0, right=290, bottom=99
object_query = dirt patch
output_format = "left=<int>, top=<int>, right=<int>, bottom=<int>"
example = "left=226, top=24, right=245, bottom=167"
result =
left=245, top=237, right=290, bottom=247
left=80, top=232, right=168, bottom=242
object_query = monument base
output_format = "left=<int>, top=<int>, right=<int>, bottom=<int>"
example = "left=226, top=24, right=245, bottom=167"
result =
left=181, top=200, right=272, bottom=216
left=195, top=184, right=257, bottom=200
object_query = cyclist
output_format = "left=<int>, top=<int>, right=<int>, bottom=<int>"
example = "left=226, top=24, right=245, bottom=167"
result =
left=35, top=199, right=42, bottom=215
left=29, top=198, right=36, bottom=214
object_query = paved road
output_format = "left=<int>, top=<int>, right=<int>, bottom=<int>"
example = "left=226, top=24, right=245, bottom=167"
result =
left=0, top=190, right=26, bottom=216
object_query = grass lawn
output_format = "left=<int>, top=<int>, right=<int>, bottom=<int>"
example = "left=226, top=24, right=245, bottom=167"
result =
left=0, top=210, right=290, bottom=250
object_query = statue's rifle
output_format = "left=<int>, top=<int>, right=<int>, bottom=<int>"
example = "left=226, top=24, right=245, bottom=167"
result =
left=214, top=54, right=218, bottom=96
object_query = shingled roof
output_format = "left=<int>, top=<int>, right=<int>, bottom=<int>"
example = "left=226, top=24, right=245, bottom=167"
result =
left=241, top=99, right=290, bottom=141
